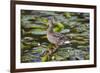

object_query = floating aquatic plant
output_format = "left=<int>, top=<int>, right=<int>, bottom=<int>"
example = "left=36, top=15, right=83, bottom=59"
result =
left=21, top=10, right=90, bottom=62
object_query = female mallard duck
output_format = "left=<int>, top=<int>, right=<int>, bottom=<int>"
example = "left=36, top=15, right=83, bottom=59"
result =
left=47, top=17, right=70, bottom=54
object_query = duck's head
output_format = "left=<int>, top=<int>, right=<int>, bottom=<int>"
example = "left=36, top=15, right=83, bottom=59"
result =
left=47, top=17, right=56, bottom=28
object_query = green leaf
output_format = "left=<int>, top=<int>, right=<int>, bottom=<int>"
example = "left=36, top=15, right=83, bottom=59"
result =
left=57, top=23, right=64, bottom=28
left=53, top=23, right=64, bottom=32
left=64, top=13, right=71, bottom=18
left=53, top=27, right=61, bottom=32
left=41, top=55, right=49, bottom=62
left=25, top=30, right=47, bottom=35
left=55, top=55, right=64, bottom=61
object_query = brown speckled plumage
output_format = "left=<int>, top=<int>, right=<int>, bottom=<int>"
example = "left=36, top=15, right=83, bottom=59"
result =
left=47, top=18, right=70, bottom=47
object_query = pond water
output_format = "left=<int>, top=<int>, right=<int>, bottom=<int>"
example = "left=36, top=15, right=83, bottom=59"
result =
left=21, top=10, right=90, bottom=63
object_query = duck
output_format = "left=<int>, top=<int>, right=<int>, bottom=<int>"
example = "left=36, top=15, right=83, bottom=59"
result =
left=47, top=17, right=70, bottom=54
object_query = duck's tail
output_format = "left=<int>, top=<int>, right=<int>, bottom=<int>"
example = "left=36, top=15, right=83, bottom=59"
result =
left=64, top=41, right=71, bottom=44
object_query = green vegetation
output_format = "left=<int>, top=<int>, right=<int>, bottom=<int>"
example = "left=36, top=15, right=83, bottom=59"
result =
left=21, top=10, right=90, bottom=62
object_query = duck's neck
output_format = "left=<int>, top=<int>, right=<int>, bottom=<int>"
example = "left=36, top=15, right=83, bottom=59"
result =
left=47, top=25, right=53, bottom=33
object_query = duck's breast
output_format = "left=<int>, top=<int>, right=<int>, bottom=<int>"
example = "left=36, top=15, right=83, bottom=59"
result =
left=47, top=32, right=58, bottom=44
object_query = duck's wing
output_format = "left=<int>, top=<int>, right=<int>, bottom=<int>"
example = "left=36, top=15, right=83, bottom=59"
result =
left=52, top=33, right=66, bottom=40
